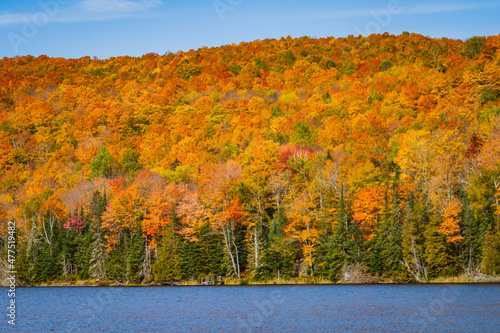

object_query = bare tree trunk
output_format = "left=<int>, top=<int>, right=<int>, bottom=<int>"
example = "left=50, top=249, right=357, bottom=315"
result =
left=142, top=240, right=151, bottom=282
left=233, top=237, right=240, bottom=279
left=402, top=237, right=428, bottom=282
left=254, top=228, right=259, bottom=268
left=222, top=225, right=238, bottom=278
left=231, top=227, right=241, bottom=278
left=40, top=214, right=56, bottom=245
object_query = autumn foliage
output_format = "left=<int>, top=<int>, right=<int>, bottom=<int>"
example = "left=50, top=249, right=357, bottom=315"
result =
left=1, top=33, right=500, bottom=283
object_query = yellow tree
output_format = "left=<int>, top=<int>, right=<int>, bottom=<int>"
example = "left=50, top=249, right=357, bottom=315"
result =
left=438, top=198, right=463, bottom=243
left=475, top=131, right=500, bottom=209
left=312, top=150, right=346, bottom=238
left=393, top=129, right=435, bottom=194
left=102, top=185, right=145, bottom=252
left=428, top=130, right=466, bottom=244
left=285, top=191, right=321, bottom=275
left=241, top=140, right=281, bottom=270
left=200, top=160, right=243, bottom=278
left=352, top=186, right=385, bottom=241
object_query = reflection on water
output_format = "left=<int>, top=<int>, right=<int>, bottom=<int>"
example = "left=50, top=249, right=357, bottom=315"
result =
left=8, top=284, right=500, bottom=332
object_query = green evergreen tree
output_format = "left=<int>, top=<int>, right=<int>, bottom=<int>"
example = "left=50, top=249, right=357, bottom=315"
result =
left=180, top=240, right=200, bottom=281
left=424, top=216, right=456, bottom=279
left=22, top=223, right=43, bottom=284
left=195, top=223, right=227, bottom=277
left=152, top=226, right=182, bottom=282
left=257, top=238, right=297, bottom=281
left=379, top=169, right=404, bottom=279
left=127, top=225, right=145, bottom=284
left=460, top=190, right=482, bottom=272
left=482, top=222, right=500, bottom=275
left=106, top=247, right=127, bottom=283
left=89, top=231, right=107, bottom=281
left=29, top=215, right=64, bottom=283
left=256, top=209, right=296, bottom=281
left=88, top=191, right=108, bottom=281
left=401, top=192, right=428, bottom=282
left=326, top=190, right=364, bottom=281
left=368, top=241, right=383, bottom=276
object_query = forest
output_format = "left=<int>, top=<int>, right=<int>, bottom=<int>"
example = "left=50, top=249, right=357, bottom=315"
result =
left=1, top=32, right=500, bottom=285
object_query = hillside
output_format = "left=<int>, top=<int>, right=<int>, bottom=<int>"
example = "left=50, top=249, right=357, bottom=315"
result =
left=1, top=33, right=500, bottom=284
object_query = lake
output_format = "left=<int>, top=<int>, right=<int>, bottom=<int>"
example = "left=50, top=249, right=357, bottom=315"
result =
left=4, top=284, right=500, bottom=332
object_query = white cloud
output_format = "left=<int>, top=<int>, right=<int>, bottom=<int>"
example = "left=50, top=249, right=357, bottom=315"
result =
left=402, top=2, right=500, bottom=15
left=296, top=1, right=500, bottom=21
left=80, top=0, right=162, bottom=13
left=0, top=13, right=28, bottom=26
left=0, top=0, right=163, bottom=26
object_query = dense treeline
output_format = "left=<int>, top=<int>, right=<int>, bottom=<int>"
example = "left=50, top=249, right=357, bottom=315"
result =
left=1, top=33, right=500, bottom=284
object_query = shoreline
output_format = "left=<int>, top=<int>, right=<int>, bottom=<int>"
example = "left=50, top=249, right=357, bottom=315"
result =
left=10, top=276, right=500, bottom=287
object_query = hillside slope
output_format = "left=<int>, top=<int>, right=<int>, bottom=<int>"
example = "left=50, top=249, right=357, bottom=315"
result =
left=1, top=33, right=500, bottom=283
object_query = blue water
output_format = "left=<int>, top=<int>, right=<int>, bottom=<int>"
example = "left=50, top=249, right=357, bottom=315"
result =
left=2, top=284, right=500, bottom=332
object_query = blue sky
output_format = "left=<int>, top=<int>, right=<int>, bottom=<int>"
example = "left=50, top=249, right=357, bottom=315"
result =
left=1, top=0, right=500, bottom=59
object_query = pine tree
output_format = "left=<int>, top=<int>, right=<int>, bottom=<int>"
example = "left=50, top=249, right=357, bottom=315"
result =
left=23, top=223, right=43, bottom=284
left=194, top=223, right=227, bottom=278
left=208, top=238, right=227, bottom=277
left=127, top=225, right=145, bottom=284
left=369, top=241, right=383, bottom=276
left=257, top=236, right=297, bottom=281
left=459, top=190, right=482, bottom=272
left=327, top=190, right=363, bottom=281
left=180, top=240, right=200, bottom=281
left=482, top=223, right=500, bottom=275
left=89, top=231, right=107, bottom=281
left=152, top=226, right=182, bottom=282
left=378, top=169, right=404, bottom=279
left=255, top=208, right=294, bottom=281
left=401, top=192, right=428, bottom=282
left=424, top=216, right=456, bottom=279
left=88, top=191, right=107, bottom=281
left=31, top=216, right=64, bottom=283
